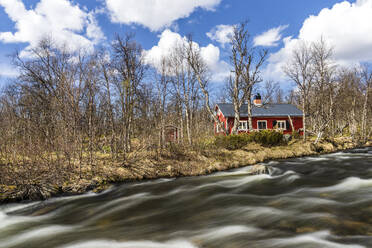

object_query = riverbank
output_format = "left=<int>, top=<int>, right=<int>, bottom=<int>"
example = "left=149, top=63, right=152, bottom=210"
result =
left=0, top=137, right=371, bottom=204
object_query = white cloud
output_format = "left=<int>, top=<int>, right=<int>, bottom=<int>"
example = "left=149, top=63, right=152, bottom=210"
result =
left=253, top=25, right=288, bottom=47
left=0, top=0, right=105, bottom=56
left=263, top=36, right=299, bottom=81
left=298, top=0, right=372, bottom=63
left=200, top=44, right=231, bottom=82
left=105, top=0, right=222, bottom=31
left=144, top=29, right=230, bottom=82
left=265, top=0, right=372, bottom=81
left=0, top=63, right=18, bottom=78
left=206, top=24, right=235, bottom=47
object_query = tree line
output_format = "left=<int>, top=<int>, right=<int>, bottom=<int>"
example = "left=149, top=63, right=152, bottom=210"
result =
left=283, top=38, right=372, bottom=143
left=0, top=33, right=216, bottom=177
left=0, top=23, right=371, bottom=182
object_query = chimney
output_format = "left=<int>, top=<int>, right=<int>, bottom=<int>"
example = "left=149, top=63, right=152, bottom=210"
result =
left=253, top=93, right=262, bottom=106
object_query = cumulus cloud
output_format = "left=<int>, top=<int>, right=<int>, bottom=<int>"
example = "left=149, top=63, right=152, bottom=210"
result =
left=0, top=63, right=18, bottom=78
left=105, top=0, right=222, bottom=31
left=144, top=29, right=230, bottom=82
left=0, top=0, right=105, bottom=56
left=265, top=0, right=372, bottom=81
left=253, top=25, right=288, bottom=47
left=206, top=24, right=235, bottom=47
left=263, top=36, right=300, bottom=82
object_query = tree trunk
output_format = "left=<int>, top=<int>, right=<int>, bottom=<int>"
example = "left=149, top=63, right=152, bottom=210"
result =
left=329, top=90, right=335, bottom=138
left=288, top=115, right=295, bottom=132
left=104, top=75, right=116, bottom=159
left=361, top=86, right=369, bottom=143
left=302, top=95, right=307, bottom=142
left=247, top=93, right=253, bottom=131
left=232, top=104, right=240, bottom=134
left=314, top=131, right=323, bottom=144
left=185, top=106, right=192, bottom=145
left=351, top=97, right=357, bottom=141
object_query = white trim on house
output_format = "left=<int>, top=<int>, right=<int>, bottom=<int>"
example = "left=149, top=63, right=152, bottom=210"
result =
left=216, top=121, right=225, bottom=133
left=276, top=120, right=286, bottom=130
left=216, top=123, right=221, bottom=133
left=257, top=120, right=267, bottom=130
left=238, top=120, right=248, bottom=131
left=215, top=106, right=227, bottom=133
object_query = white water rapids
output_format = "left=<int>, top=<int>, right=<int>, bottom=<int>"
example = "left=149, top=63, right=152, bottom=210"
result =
left=1, top=148, right=372, bottom=248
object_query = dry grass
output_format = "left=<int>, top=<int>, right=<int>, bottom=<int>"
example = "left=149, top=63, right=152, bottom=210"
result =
left=0, top=135, right=366, bottom=203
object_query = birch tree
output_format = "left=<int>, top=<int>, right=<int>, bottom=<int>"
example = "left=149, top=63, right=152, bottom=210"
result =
left=284, top=41, right=315, bottom=141
left=360, top=64, right=372, bottom=143
left=229, top=22, right=249, bottom=134
left=311, top=38, right=336, bottom=143
left=185, top=36, right=227, bottom=134
left=229, top=22, right=267, bottom=133
left=111, top=33, right=147, bottom=156
left=99, top=49, right=117, bottom=159
left=261, top=80, right=280, bottom=104
left=154, top=58, right=170, bottom=148
left=169, top=45, right=199, bottom=145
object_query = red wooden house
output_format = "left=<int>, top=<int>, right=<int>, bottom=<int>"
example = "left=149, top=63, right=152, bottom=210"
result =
left=215, top=95, right=303, bottom=135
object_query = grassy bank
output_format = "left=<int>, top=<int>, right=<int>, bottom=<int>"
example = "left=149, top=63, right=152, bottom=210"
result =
left=0, top=135, right=370, bottom=204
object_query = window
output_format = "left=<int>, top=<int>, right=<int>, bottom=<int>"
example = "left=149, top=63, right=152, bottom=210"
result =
left=216, top=121, right=226, bottom=133
left=257, top=120, right=267, bottom=130
left=238, top=121, right=248, bottom=131
left=276, top=120, right=286, bottom=130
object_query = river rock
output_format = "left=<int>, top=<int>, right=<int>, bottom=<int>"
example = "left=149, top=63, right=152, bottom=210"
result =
left=248, top=164, right=271, bottom=175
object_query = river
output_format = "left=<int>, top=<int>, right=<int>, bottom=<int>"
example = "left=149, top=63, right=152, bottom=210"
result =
left=1, top=147, right=372, bottom=248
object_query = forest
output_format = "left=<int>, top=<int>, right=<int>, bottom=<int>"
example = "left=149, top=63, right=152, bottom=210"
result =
left=0, top=23, right=371, bottom=195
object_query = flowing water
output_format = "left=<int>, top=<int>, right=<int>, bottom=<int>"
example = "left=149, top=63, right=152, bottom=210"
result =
left=1, top=147, right=372, bottom=248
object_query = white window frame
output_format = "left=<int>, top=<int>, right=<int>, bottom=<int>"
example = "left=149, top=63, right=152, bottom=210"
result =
left=276, top=120, right=286, bottom=130
left=238, top=120, right=248, bottom=131
left=216, top=120, right=226, bottom=133
left=257, top=120, right=267, bottom=130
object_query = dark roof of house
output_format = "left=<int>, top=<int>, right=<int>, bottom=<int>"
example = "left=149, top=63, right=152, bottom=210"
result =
left=216, top=103, right=303, bottom=117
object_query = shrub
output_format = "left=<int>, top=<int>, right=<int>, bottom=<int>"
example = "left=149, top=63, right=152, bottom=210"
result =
left=265, top=130, right=284, bottom=146
left=214, top=130, right=284, bottom=150
left=214, top=134, right=251, bottom=150
left=249, top=130, right=284, bottom=146
left=292, top=130, right=301, bottom=139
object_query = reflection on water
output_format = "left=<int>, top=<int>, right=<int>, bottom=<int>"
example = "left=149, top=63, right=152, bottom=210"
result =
left=1, top=148, right=372, bottom=248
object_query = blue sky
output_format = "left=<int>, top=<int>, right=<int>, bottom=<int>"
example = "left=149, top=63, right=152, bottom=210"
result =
left=2, top=0, right=372, bottom=90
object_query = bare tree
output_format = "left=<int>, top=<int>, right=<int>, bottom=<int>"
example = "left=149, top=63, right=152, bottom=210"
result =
left=229, top=22, right=267, bottom=133
left=98, top=49, right=117, bottom=159
left=229, top=22, right=249, bottom=134
left=261, top=80, right=280, bottom=104
left=185, top=35, right=227, bottom=134
left=311, top=38, right=336, bottom=143
left=283, top=41, right=315, bottom=141
left=334, top=68, right=360, bottom=139
left=360, top=64, right=372, bottom=143
left=154, top=58, right=170, bottom=148
left=275, top=87, right=284, bottom=103
left=168, top=45, right=199, bottom=145
left=111, top=33, right=147, bottom=156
